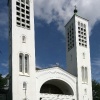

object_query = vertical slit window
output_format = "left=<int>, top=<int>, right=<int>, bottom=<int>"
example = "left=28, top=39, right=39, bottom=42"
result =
left=25, top=54, right=29, bottom=74
left=83, top=53, right=85, bottom=59
left=82, top=67, right=84, bottom=82
left=19, top=53, right=23, bottom=73
left=26, top=0, right=29, bottom=4
left=23, top=82, right=27, bottom=90
left=22, top=36, right=26, bottom=43
left=85, top=67, right=88, bottom=82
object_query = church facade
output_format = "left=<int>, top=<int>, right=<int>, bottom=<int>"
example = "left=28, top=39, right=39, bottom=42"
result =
left=7, top=0, right=92, bottom=100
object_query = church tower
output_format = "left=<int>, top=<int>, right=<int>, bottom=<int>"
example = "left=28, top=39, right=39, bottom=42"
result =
left=8, top=0, right=36, bottom=99
left=65, top=8, right=92, bottom=100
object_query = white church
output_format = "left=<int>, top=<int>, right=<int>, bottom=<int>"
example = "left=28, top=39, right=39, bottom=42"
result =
left=6, top=0, right=93, bottom=100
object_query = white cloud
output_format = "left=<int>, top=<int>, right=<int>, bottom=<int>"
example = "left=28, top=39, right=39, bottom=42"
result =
left=2, top=73, right=8, bottom=78
left=34, top=0, right=100, bottom=35
left=1, top=62, right=8, bottom=68
left=92, top=58, right=100, bottom=66
left=36, top=65, right=42, bottom=69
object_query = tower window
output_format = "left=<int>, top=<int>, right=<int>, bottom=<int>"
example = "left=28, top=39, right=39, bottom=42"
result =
left=78, top=22, right=87, bottom=48
left=26, top=15, right=29, bottom=19
left=16, top=7, right=20, bottom=11
left=81, top=23, right=83, bottom=27
left=17, top=22, right=21, bottom=26
left=26, top=6, right=29, bottom=10
left=78, top=31, right=80, bottom=33
left=84, top=29, right=86, bottom=32
left=26, top=0, right=29, bottom=4
left=67, top=23, right=74, bottom=51
left=78, top=22, right=80, bottom=26
left=16, top=2, right=20, bottom=6
left=17, top=12, right=20, bottom=16
left=84, top=89, right=87, bottom=95
left=26, top=20, right=30, bottom=24
left=84, top=24, right=86, bottom=28
left=83, top=53, right=85, bottom=59
left=85, top=67, right=88, bottom=82
left=22, top=24, right=25, bottom=27
left=23, top=82, right=27, bottom=90
left=16, top=0, right=30, bottom=29
left=84, top=37, right=86, bottom=39
left=85, top=45, right=87, bottom=47
left=21, top=9, right=25, bottom=13
left=19, top=53, right=24, bottom=73
left=21, top=0, right=25, bottom=3
left=26, top=11, right=29, bottom=14
left=21, top=4, right=25, bottom=8
left=81, top=32, right=83, bottom=35
left=22, top=14, right=25, bottom=17
left=81, top=28, right=83, bottom=31
left=81, top=67, right=84, bottom=82
left=25, top=54, right=29, bottom=74
left=26, top=25, right=30, bottom=29
left=22, top=36, right=26, bottom=43
left=81, top=67, right=88, bottom=83
left=17, top=17, right=20, bottom=21
left=79, top=39, right=81, bottom=42
left=78, top=27, right=80, bottom=30
left=22, top=19, right=25, bottom=23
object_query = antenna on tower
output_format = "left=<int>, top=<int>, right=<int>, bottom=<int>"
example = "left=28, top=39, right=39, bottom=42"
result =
left=74, top=5, right=78, bottom=14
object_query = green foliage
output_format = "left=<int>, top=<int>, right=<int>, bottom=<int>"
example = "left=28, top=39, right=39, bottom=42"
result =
left=0, top=74, right=7, bottom=89
left=92, top=80, right=100, bottom=100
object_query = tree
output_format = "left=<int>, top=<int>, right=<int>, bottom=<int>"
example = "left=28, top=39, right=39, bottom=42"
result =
left=92, top=80, right=100, bottom=100
left=0, top=74, right=7, bottom=89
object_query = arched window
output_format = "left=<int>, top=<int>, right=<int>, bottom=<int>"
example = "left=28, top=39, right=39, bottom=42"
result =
left=81, top=67, right=84, bottom=82
left=81, top=66, right=88, bottom=83
left=19, top=53, right=24, bottom=73
left=22, top=36, right=26, bottom=43
left=25, top=54, right=29, bottom=74
left=83, top=53, right=85, bottom=59
left=84, top=89, right=87, bottom=95
left=23, top=82, right=27, bottom=90
left=26, top=0, right=29, bottom=4
left=85, top=67, right=88, bottom=82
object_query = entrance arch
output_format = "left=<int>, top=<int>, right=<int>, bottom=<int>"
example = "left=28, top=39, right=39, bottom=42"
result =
left=40, top=79, right=74, bottom=95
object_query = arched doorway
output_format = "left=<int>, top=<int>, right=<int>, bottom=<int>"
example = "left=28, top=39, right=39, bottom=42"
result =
left=40, top=79, right=74, bottom=95
left=40, top=79, right=74, bottom=100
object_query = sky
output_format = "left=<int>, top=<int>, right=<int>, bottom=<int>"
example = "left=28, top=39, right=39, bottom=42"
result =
left=0, top=0, right=100, bottom=82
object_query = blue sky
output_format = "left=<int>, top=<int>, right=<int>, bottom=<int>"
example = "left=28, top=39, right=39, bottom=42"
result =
left=0, top=0, right=100, bottom=82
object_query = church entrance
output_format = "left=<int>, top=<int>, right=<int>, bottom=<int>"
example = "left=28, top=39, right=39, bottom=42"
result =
left=40, top=79, right=75, bottom=100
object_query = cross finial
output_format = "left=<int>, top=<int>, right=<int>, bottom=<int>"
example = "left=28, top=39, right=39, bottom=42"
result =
left=75, top=5, right=76, bottom=9
left=74, top=5, right=78, bottom=14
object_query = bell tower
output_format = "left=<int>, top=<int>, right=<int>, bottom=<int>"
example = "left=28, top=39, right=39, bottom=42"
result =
left=8, top=0, right=36, bottom=99
left=65, top=8, right=92, bottom=100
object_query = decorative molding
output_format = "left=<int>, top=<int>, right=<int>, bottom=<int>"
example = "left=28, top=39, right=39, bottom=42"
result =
left=37, top=70, right=76, bottom=83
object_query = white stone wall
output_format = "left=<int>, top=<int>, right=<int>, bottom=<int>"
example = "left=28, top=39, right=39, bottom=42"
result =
left=75, top=15, right=92, bottom=100
left=65, top=15, right=92, bottom=100
left=36, top=67, right=77, bottom=100
left=65, top=16, right=77, bottom=76
left=9, top=0, right=36, bottom=100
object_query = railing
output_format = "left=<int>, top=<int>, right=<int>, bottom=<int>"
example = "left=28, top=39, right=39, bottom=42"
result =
left=40, top=93, right=75, bottom=100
